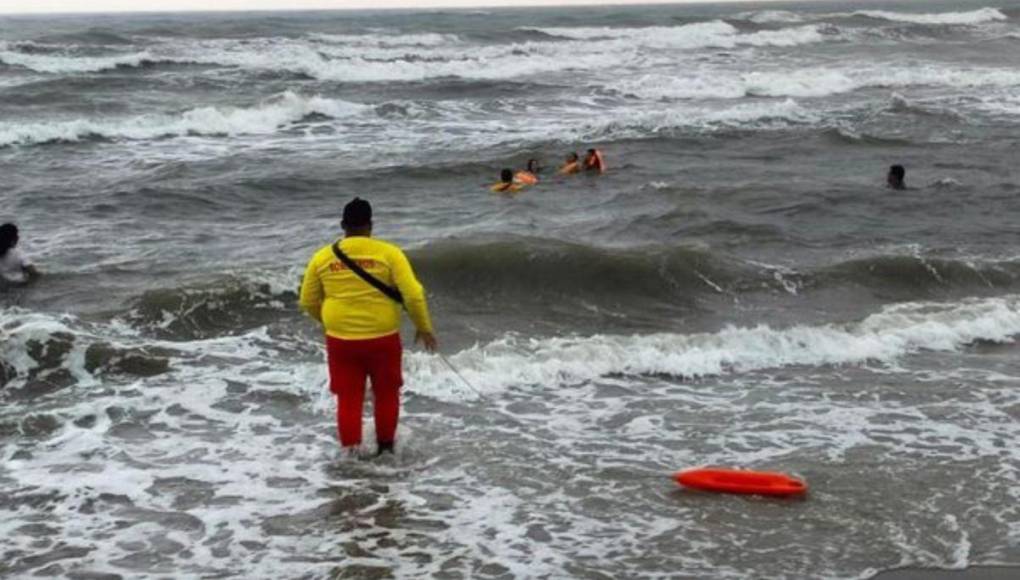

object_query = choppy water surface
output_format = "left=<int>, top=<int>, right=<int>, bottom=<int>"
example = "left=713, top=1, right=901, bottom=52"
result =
left=2, top=1, right=1020, bottom=578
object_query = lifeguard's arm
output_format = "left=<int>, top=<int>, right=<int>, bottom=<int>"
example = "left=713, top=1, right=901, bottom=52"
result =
left=298, top=255, right=324, bottom=323
left=390, top=249, right=433, bottom=334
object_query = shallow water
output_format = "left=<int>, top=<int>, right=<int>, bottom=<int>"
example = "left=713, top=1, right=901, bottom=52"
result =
left=2, top=1, right=1020, bottom=578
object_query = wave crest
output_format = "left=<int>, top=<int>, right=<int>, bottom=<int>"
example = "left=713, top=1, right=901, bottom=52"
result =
left=416, top=241, right=1020, bottom=307
left=734, top=10, right=806, bottom=24
left=410, top=295, right=1020, bottom=399
left=852, top=8, right=1008, bottom=25
left=608, top=65, right=1020, bottom=101
left=309, top=31, right=460, bottom=47
left=123, top=275, right=298, bottom=340
left=0, top=46, right=155, bottom=74
left=0, top=309, right=172, bottom=397
left=0, top=91, right=367, bottom=147
left=524, top=21, right=829, bottom=49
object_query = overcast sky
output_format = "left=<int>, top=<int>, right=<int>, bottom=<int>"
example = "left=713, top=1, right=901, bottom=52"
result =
left=0, top=0, right=804, bottom=15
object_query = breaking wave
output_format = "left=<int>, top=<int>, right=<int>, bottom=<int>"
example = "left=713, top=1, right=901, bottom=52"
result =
left=308, top=31, right=461, bottom=47
left=0, top=94, right=818, bottom=150
left=523, top=20, right=830, bottom=49
left=123, top=275, right=299, bottom=341
left=30, top=241, right=1013, bottom=346
left=417, top=241, right=1020, bottom=303
left=0, top=91, right=367, bottom=147
left=0, top=47, right=157, bottom=74
left=852, top=8, right=1008, bottom=26
left=6, top=292, right=1019, bottom=402
left=609, top=65, right=1020, bottom=101
left=0, top=308, right=173, bottom=396
left=733, top=10, right=807, bottom=24
left=591, top=99, right=815, bottom=137
left=410, top=295, right=1020, bottom=398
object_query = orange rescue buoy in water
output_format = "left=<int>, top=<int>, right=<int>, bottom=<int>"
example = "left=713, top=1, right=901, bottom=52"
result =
left=675, top=468, right=807, bottom=497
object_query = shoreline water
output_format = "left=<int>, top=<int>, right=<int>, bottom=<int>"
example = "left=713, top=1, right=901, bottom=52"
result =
left=2, top=1, right=1019, bottom=577
left=873, top=567, right=1020, bottom=580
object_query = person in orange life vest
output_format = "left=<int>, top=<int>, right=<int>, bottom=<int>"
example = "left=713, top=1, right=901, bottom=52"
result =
left=558, top=152, right=581, bottom=175
left=299, top=197, right=437, bottom=455
left=491, top=168, right=523, bottom=193
left=514, top=159, right=540, bottom=186
left=583, top=148, right=605, bottom=174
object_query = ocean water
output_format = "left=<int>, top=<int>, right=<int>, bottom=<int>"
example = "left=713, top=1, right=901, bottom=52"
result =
left=2, top=1, right=1020, bottom=578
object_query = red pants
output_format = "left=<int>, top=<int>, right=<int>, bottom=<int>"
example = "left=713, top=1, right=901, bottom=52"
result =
left=326, top=333, right=403, bottom=448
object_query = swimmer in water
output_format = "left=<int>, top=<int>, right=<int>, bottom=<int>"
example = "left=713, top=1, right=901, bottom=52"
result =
left=514, top=159, right=540, bottom=186
left=887, top=165, right=906, bottom=190
left=583, top=148, right=605, bottom=174
left=491, top=168, right=523, bottom=193
left=0, top=223, right=40, bottom=286
left=558, top=153, right=581, bottom=175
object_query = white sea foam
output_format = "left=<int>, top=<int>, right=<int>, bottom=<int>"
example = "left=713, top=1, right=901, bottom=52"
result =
left=610, top=64, right=1020, bottom=101
left=7, top=35, right=627, bottom=82
left=612, top=69, right=857, bottom=100
left=561, top=98, right=814, bottom=145
left=743, top=69, right=859, bottom=97
left=0, top=91, right=366, bottom=147
left=3, top=22, right=823, bottom=84
left=309, top=31, right=460, bottom=47
left=8, top=295, right=1017, bottom=408
left=171, top=37, right=637, bottom=82
left=0, top=84, right=814, bottom=152
left=527, top=21, right=829, bottom=50
left=971, top=93, right=1020, bottom=117
left=407, top=295, right=1020, bottom=401
left=741, top=25, right=829, bottom=47
left=735, top=10, right=807, bottom=24
left=0, top=48, right=155, bottom=73
left=852, top=8, right=1008, bottom=25
left=2, top=292, right=1018, bottom=578
left=0, top=308, right=96, bottom=385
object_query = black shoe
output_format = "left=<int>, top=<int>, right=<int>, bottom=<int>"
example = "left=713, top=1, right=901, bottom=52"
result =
left=376, top=442, right=395, bottom=455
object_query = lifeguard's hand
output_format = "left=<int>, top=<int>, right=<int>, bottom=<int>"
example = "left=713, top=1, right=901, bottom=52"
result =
left=415, top=331, right=438, bottom=353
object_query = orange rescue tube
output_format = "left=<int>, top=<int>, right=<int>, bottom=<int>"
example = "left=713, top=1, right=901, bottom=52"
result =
left=674, top=468, right=807, bottom=497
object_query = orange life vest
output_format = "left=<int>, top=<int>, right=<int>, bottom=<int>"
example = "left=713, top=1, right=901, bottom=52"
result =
left=514, top=171, right=538, bottom=185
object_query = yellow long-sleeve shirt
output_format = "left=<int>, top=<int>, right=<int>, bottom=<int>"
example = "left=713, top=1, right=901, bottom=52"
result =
left=299, top=236, right=433, bottom=340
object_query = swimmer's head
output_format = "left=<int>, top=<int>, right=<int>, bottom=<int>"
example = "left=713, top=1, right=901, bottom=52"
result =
left=0, top=223, right=18, bottom=257
left=887, top=165, right=906, bottom=190
left=501, top=168, right=514, bottom=183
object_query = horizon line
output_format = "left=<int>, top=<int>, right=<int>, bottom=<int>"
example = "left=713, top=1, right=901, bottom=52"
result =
left=0, top=0, right=819, bottom=17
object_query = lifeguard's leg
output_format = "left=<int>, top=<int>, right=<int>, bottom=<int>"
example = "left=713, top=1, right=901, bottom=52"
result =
left=367, top=334, right=403, bottom=451
left=327, top=336, right=367, bottom=448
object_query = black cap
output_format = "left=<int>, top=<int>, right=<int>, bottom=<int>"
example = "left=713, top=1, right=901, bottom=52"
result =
left=342, top=197, right=372, bottom=229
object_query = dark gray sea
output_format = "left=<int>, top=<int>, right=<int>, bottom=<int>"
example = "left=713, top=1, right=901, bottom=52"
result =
left=2, top=1, right=1020, bottom=578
